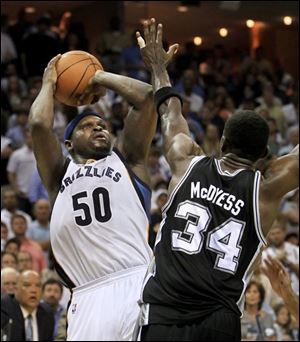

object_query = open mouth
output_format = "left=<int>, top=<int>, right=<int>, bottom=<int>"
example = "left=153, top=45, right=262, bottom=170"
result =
left=93, top=133, right=108, bottom=142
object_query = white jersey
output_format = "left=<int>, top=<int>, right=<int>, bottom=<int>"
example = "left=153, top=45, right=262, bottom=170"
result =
left=50, top=150, right=152, bottom=288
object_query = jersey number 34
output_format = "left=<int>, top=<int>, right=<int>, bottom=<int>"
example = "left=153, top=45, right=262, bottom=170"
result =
left=171, top=200, right=245, bottom=274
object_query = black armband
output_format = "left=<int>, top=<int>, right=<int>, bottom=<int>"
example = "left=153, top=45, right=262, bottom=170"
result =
left=154, top=87, right=183, bottom=115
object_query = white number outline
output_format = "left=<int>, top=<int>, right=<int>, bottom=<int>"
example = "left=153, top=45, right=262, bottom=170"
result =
left=206, top=218, right=245, bottom=274
left=171, top=200, right=212, bottom=255
left=171, top=201, right=246, bottom=274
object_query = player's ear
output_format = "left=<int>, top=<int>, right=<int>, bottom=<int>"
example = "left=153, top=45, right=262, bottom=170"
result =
left=64, top=139, right=73, bottom=152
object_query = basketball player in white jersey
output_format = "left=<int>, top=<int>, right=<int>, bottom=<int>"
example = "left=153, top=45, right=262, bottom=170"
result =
left=28, top=49, right=177, bottom=340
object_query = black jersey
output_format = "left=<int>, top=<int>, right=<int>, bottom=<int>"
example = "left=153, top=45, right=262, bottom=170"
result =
left=140, top=156, right=267, bottom=325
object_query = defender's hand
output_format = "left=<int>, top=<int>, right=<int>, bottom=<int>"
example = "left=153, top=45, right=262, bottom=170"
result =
left=136, top=18, right=179, bottom=70
left=77, top=70, right=107, bottom=106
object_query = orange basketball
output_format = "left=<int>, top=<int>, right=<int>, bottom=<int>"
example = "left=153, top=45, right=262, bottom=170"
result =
left=55, top=50, right=103, bottom=106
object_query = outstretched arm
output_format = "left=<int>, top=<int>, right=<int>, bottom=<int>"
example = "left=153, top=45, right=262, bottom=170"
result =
left=29, top=55, right=65, bottom=202
left=262, top=256, right=299, bottom=323
left=137, top=19, right=204, bottom=190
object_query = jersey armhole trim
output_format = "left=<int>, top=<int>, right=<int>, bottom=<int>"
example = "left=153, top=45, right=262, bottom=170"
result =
left=113, top=147, right=151, bottom=220
left=253, top=171, right=267, bottom=246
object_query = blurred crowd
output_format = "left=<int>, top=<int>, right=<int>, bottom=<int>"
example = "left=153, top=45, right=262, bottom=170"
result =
left=1, top=9, right=299, bottom=341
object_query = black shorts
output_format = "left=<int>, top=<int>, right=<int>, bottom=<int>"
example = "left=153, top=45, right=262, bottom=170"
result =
left=140, top=308, right=241, bottom=341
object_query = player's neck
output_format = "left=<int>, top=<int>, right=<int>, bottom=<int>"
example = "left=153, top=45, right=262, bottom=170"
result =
left=220, top=153, right=254, bottom=171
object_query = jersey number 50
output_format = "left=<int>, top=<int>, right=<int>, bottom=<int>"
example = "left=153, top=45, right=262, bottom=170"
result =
left=72, top=187, right=111, bottom=226
left=171, top=200, right=245, bottom=274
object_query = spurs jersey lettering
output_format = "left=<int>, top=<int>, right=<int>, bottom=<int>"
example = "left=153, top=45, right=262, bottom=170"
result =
left=140, top=156, right=266, bottom=325
left=50, top=150, right=152, bottom=287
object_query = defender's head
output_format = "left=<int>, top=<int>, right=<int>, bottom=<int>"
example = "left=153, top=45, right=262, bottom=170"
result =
left=220, top=110, right=269, bottom=162
left=64, top=112, right=112, bottom=161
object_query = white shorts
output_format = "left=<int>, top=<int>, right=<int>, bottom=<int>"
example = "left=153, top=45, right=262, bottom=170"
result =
left=67, top=265, right=148, bottom=341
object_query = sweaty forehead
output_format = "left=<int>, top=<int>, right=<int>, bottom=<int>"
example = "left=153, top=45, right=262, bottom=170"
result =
left=77, top=115, right=106, bottom=127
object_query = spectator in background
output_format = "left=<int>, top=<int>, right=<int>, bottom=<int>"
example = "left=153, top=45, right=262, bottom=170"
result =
left=1, top=222, right=9, bottom=251
left=181, top=98, right=204, bottom=144
left=122, top=30, right=148, bottom=82
left=5, top=105, right=29, bottom=149
left=11, top=214, right=47, bottom=273
left=273, top=304, right=295, bottom=341
left=1, top=270, right=55, bottom=341
left=4, top=75, right=27, bottom=112
left=1, top=189, right=32, bottom=238
left=175, top=69, right=204, bottom=113
left=28, top=167, right=49, bottom=204
left=279, top=126, right=299, bottom=156
left=263, top=219, right=299, bottom=296
left=1, top=251, right=18, bottom=269
left=28, top=199, right=51, bottom=260
left=6, top=7, right=35, bottom=71
left=1, top=15, right=17, bottom=68
left=22, top=14, right=60, bottom=78
left=1, top=120, right=13, bottom=186
left=174, top=42, right=199, bottom=79
left=285, top=233, right=299, bottom=247
left=17, top=250, right=33, bottom=273
left=1, top=267, right=19, bottom=295
left=251, top=265, right=275, bottom=314
left=95, top=15, right=130, bottom=57
left=256, top=83, right=287, bottom=138
left=101, top=46, right=125, bottom=74
left=1, top=62, right=27, bottom=94
left=7, top=129, right=36, bottom=214
left=4, top=237, right=21, bottom=256
left=147, top=147, right=169, bottom=188
left=241, top=280, right=276, bottom=341
left=62, top=21, right=89, bottom=52
left=42, top=278, right=64, bottom=339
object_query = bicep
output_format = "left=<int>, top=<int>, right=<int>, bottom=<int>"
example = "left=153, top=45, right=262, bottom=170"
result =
left=121, top=98, right=157, bottom=165
left=31, top=125, right=65, bottom=193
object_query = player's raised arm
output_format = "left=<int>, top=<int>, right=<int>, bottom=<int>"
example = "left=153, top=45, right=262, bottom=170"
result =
left=137, top=19, right=204, bottom=182
left=29, top=55, right=65, bottom=201
left=78, top=70, right=156, bottom=186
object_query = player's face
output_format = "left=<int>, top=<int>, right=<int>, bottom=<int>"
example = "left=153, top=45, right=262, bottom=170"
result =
left=70, top=116, right=112, bottom=160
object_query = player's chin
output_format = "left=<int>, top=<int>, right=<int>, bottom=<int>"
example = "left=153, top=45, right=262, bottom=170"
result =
left=92, top=142, right=111, bottom=156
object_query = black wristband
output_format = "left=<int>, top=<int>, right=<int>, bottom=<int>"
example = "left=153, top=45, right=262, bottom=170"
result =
left=154, top=87, right=183, bottom=115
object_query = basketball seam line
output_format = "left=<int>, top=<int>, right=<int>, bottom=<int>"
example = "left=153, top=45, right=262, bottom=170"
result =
left=69, top=63, right=99, bottom=98
left=57, top=58, right=95, bottom=79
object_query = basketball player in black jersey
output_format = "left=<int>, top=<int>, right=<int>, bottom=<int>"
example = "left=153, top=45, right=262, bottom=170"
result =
left=135, top=19, right=299, bottom=341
